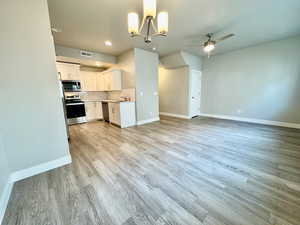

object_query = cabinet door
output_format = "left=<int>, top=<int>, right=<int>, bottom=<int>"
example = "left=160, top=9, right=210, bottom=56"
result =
left=89, top=73, right=97, bottom=91
left=111, top=70, right=122, bottom=90
left=80, top=71, right=89, bottom=91
left=56, top=62, right=80, bottom=80
left=95, top=102, right=103, bottom=119
left=108, top=103, right=120, bottom=125
left=105, top=73, right=112, bottom=91
left=56, top=62, right=68, bottom=80
left=96, top=73, right=105, bottom=91
left=85, top=102, right=95, bottom=121
left=81, top=71, right=97, bottom=91
left=69, top=64, right=80, bottom=80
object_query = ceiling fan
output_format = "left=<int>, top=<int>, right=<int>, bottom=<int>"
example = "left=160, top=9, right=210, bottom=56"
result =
left=187, top=33, right=235, bottom=57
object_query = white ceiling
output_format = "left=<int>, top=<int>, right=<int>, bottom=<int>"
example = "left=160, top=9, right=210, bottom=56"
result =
left=48, top=0, right=300, bottom=57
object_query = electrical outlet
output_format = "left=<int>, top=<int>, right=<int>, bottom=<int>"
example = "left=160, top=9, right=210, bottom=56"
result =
left=140, top=92, right=144, bottom=96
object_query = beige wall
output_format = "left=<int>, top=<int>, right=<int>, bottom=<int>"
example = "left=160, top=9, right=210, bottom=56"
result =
left=159, top=67, right=190, bottom=116
left=202, top=35, right=300, bottom=124
left=0, top=0, right=70, bottom=173
left=135, top=48, right=160, bottom=122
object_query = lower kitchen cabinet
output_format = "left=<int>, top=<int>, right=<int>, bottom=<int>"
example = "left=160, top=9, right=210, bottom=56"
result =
left=108, top=102, right=136, bottom=128
left=85, top=102, right=103, bottom=121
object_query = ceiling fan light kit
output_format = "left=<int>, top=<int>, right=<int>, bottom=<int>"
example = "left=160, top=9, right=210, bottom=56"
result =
left=202, top=33, right=235, bottom=57
left=203, top=41, right=215, bottom=52
left=128, top=0, right=168, bottom=43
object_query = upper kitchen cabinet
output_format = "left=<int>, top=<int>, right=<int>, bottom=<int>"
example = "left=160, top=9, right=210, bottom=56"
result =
left=98, top=69, right=122, bottom=91
left=110, top=70, right=122, bottom=90
left=96, top=73, right=105, bottom=91
left=56, top=62, right=80, bottom=80
left=80, top=71, right=97, bottom=91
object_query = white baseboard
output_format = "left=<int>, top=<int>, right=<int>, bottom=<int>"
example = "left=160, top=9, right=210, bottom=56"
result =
left=200, top=113, right=300, bottom=129
left=10, top=155, right=72, bottom=182
left=0, top=180, right=13, bottom=224
left=137, top=117, right=160, bottom=125
left=0, top=155, right=72, bottom=224
left=160, top=112, right=192, bottom=119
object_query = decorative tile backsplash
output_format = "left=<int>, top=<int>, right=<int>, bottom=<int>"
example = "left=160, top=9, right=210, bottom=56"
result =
left=107, top=88, right=136, bottom=101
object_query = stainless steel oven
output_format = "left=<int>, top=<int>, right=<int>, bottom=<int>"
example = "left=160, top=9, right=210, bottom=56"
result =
left=65, top=96, right=87, bottom=125
left=62, top=80, right=82, bottom=92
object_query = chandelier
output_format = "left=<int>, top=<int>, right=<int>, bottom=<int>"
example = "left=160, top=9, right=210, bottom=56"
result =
left=128, top=0, right=168, bottom=43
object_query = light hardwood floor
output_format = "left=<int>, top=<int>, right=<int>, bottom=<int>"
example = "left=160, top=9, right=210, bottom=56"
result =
left=2, top=116, right=300, bottom=225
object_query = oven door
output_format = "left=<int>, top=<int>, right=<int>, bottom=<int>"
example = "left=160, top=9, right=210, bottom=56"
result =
left=66, top=103, right=86, bottom=119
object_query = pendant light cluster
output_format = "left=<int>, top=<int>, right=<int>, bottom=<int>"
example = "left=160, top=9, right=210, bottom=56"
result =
left=128, top=0, right=168, bottom=43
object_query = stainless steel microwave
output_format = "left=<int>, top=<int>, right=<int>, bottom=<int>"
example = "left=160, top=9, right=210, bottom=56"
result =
left=62, top=80, right=81, bottom=92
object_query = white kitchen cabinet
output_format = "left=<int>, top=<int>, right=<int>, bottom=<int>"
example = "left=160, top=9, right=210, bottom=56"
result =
left=85, top=101, right=103, bottom=121
left=95, top=102, right=103, bottom=119
left=108, top=102, right=136, bottom=128
left=96, top=73, right=105, bottom=91
left=56, top=62, right=80, bottom=80
left=98, top=69, right=122, bottom=91
left=110, top=70, right=122, bottom=91
left=80, top=71, right=97, bottom=91
left=104, top=73, right=112, bottom=91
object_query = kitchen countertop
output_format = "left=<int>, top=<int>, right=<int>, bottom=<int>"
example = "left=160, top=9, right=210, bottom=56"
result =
left=101, top=100, right=135, bottom=103
left=83, top=100, right=135, bottom=103
left=82, top=100, right=103, bottom=102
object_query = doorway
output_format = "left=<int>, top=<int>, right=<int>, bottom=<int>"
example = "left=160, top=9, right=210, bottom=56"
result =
left=189, top=70, right=202, bottom=118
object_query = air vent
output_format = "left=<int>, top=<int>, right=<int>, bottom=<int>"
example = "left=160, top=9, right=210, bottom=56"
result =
left=80, top=50, right=93, bottom=58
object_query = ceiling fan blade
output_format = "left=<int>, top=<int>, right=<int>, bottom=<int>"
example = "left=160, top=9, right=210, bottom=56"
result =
left=215, top=34, right=235, bottom=42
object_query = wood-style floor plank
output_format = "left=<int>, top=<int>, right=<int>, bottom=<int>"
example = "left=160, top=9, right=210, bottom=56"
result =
left=2, top=116, right=300, bottom=225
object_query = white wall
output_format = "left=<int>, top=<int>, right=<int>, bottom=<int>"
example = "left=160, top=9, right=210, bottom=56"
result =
left=55, top=45, right=116, bottom=64
left=159, top=67, right=190, bottom=116
left=159, top=52, right=202, bottom=118
left=135, top=48, right=160, bottom=122
left=0, top=0, right=70, bottom=174
left=117, top=50, right=136, bottom=89
left=0, top=136, right=10, bottom=221
left=202, top=35, right=300, bottom=124
left=160, top=51, right=202, bottom=70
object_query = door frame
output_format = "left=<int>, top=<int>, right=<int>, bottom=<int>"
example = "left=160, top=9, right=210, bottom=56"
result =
left=188, top=69, right=202, bottom=118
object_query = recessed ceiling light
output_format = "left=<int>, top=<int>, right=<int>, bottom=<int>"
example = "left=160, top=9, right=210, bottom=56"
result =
left=152, top=47, right=156, bottom=51
left=105, top=40, right=112, bottom=46
left=96, top=62, right=101, bottom=67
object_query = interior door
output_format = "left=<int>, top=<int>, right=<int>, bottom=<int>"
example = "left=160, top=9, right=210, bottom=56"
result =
left=189, top=70, right=201, bottom=118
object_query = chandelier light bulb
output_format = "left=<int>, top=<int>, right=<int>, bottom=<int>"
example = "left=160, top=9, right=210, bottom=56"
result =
left=128, top=0, right=168, bottom=43
left=143, top=0, right=156, bottom=18
left=157, top=12, right=168, bottom=34
left=128, top=12, right=139, bottom=35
